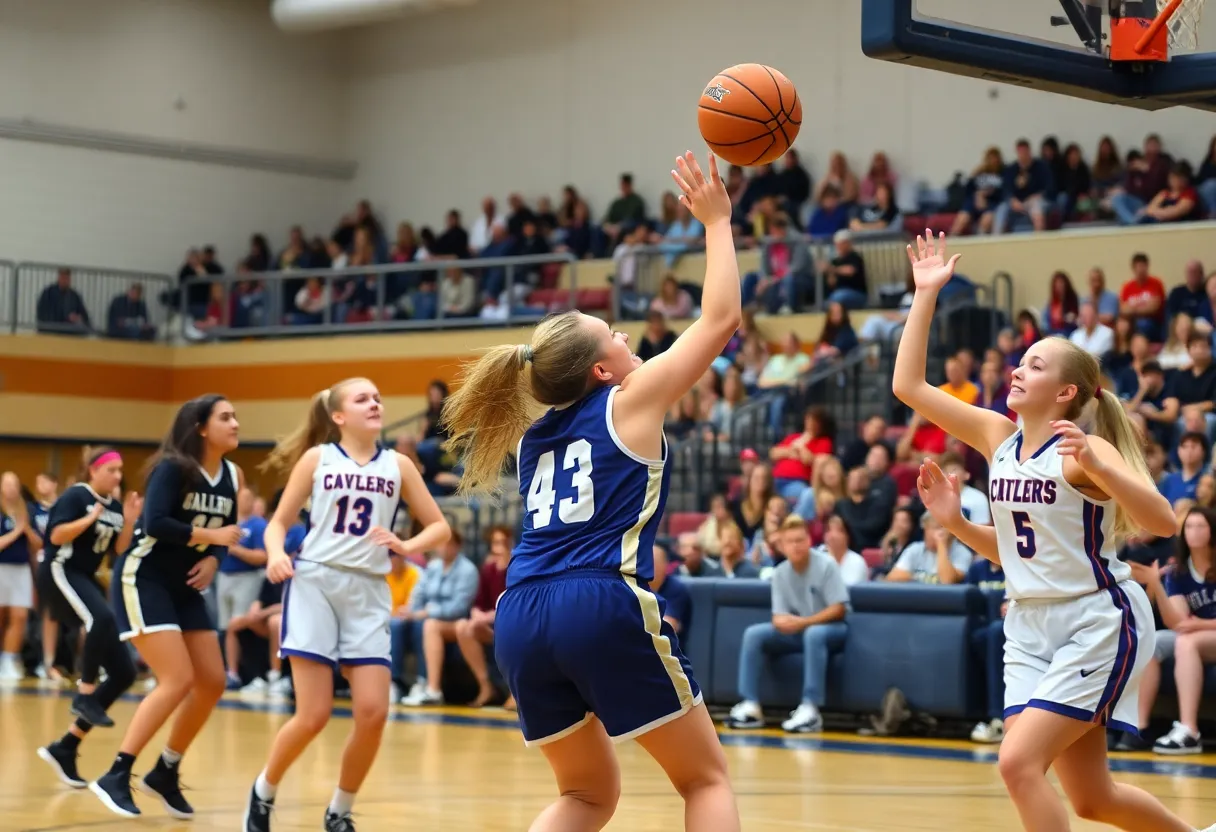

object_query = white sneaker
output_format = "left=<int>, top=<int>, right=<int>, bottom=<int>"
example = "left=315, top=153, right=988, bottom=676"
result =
left=0, top=656, right=23, bottom=683
left=1154, top=721, right=1203, bottom=755
left=268, top=676, right=292, bottom=699
left=390, top=683, right=402, bottom=704
left=781, top=703, right=823, bottom=733
left=401, top=687, right=444, bottom=707
left=240, top=677, right=269, bottom=696
left=142, top=676, right=158, bottom=692
left=724, top=700, right=764, bottom=729
left=970, top=718, right=1005, bottom=744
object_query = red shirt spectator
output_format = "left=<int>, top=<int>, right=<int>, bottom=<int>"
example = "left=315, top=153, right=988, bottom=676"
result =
left=1120, top=254, right=1166, bottom=339
left=769, top=407, right=836, bottom=482
left=474, top=557, right=508, bottom=613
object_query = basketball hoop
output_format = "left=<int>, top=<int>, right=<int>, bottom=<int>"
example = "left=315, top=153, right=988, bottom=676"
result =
left=1158, top=0, right=1206, bottom=52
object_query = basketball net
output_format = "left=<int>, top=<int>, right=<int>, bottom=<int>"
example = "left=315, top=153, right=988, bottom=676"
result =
left=1160, top=0, right=1207, bottom=52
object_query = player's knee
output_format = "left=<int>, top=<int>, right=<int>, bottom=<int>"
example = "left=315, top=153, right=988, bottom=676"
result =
left=353, top=696, right=389, bottom=728
left=1068, top=790, right=1115, bottom=823
left=671, top=754, right=731, bottom=802
left=996, top=744, right=1040, bottom=792
left=193, top=663, right=228, bottom=702
left=565, top=772, right=620, bottom=816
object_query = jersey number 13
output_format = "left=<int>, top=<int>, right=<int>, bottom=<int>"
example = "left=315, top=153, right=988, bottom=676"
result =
left=527, top=439, right=595, bottom=529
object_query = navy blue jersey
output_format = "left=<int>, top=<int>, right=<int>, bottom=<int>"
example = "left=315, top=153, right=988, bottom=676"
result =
left=509, top=385, right=670, bottom=586
left=125, top=459, right=238, bottom=582
left=0, top=508, right=32, bottom=565
left=31, top=502, right=51, bottom=546
left=1165, top=561, right=1216, bottom=620
left=46, top=484, right=125, bottom=574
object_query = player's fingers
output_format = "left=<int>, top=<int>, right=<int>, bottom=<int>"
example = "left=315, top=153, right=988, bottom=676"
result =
left=947, top=253, right=962, bottom=270
left=686, top=152, right=706, bottom=186
left=924, top=229, right=935, bottom=258
left=916, top=234, right=927, bottom=260
left=670, top=166, right=692, bottom=196
left=905, top=244, right=917, bottom=267
left=937, top=231, right=947, bottom=260
left=707, top=152, right=721, bottom=184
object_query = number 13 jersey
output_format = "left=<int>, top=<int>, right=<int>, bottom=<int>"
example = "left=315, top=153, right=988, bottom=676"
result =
left=510, top=385, right=671, bottom=588
left=297, top=443, right=401, bottom=576
left=988, top=430, right=1128, bottom=601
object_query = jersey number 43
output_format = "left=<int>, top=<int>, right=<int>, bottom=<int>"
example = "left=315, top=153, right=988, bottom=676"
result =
left=527, top=439, right=595, bottom=529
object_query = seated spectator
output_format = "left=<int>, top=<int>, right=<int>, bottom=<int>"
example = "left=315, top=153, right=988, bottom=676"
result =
left=277, top=226, right=311, bottom=271
left=939, top=452, right=991, bottom=525
left=107, top=282, right=156, bottom=341
left=638, top=310, right=676, bottom=362
left=1114, top=161, right=1200, bottom=226
left=231, top=276, right=268, bottom=329
left=735, top=332, right=770, bottom=393
left=795, top=456, right=846, bottom=521
left=886, top=513, right=973, bottom=584
left=725, top=515, right=849, bottom=733
left=993, top=139, right=1049, bottom=234
left=1069, top=301, right=1114, bottom=357
left=806, top=184, right=851, bottom=241
left=860, top=151, right=898, bottom=204
left=696, top=493, right=732, bottom=556
left=1121, top=252, right=1167, bottom=342
left=1041, top=271, right=1079, bottom=336
left=677, top=532, right=722, bottom=578
left=289, top=276, right=330, bottom=325
left=747, top=498, right=789, bottom=570
left=815, top=151, right=861, bottom=206
left=397, top=532, right=480, bottom=705
left=650, top=274, right=695, bottom=319
left=467, top=197, right=503, bottom=252
left=742, top=214, right=811, bottom=313
left=656, top=201, right=704, bottom=267
left=1158, top=313, right=1196, bottom=372
left=1167, top=260, right=1208, bottom=323
left=1164, top=335, right=1216, bottom=443
left=777, top=148, right=812, bottom=217
left=385, top=553, right=422, bottom=697
left=967, top=556, right=1007, bottom=744
left=877, top=507, right=918, bottom=575
left=813, top=301, right=859, bottom=362
left=978, top=360, right=1012, bottom=420
left=732, top=464, right=775, bottom=541
left=717, top=521, right=762, bottom=578
left=706, top=365, right=749, bottom=443
left=612, top=224, right=651, bottom=318
left=1160, top=432, right=1211, bottom=505
left=601, top=172, right=646, bottom=248
left=770, top=407, right=836, bottom=503
left=36, top=269, right=91, bottom=336
left=554, top=200, right=594, bottom=260
left=895, top=411, right=948, bottom=464
left=758, top=332, right=812, bottom=391
left=1090, top=135, right=1125, bottom=202
left=1132, top=508, right=1216, bottom=755
left=863, top=443, right=899, bottom=512
left=835, top=466, right=891, bottom=551
left=452, top=526, right=512, bottom=708
left=849, top=182, right=900, bottom=235
left=951, top=146, right=1005, bottom=235
left=1083, top=267, right=1122, bottom=327
left=940, top=355, right=980, bottom=405
left=244, top=233, right=271, bottom=272
left=650, top=544, right=691, bottom=634
left=1055, top=142, right=1093, bottom=221
left=439, top=268, right=478, bottom=318
left=818, top=515, right=870, bottom=585
left=838, top=414, right=892, bottom=471
left=820, top=230, right=868, bottom=310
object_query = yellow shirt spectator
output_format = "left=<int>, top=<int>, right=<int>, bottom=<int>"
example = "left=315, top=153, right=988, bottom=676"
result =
left=387, top=558, right=420, bottom=613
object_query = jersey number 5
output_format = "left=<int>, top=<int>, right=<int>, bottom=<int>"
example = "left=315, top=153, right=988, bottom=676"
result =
left=527, top=439, right=595, bottom=529
left=1012, top=511, right=1036, bottom=559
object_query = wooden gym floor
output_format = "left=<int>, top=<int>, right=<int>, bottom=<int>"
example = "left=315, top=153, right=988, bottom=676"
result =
left=4, top=683, right=1216, bottom=831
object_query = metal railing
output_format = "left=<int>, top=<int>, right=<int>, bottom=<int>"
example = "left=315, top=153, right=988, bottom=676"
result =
left=6, top=262, right=174, bottom=337
left=614, top=230, right=910, bottom=320
left=177, top=252, right=580, bottom=339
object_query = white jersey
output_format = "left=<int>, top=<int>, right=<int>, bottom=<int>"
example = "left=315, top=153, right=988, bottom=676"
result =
left=298, top=443, right=401, bottom=576
left=988, top=430, right=1129, bottom=601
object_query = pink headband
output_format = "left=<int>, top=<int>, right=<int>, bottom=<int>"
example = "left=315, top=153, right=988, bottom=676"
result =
left=90, top=451, right=122, bottom=469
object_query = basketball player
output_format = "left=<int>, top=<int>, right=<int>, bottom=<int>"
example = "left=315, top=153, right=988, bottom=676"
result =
left=30, top=471, right=65, bottom=684
left=35, top=449, right=140, bottom=788
left=896, top=230, right=1214, bottom=832
left=90, top=395, right=243, bottom=820
left=242, top=378, right=449, bottom=832
left=440, top=151, right=739, bottom=832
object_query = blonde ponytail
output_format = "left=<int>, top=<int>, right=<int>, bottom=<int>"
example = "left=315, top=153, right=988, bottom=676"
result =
left=442, top=311, right=602, bottom=495
left=261, top=378, right=368, bottom=476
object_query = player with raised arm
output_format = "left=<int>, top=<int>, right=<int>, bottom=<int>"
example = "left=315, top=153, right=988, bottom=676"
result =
left=896, top=231, right=1214, bottom=832
left=440, top=151, right=740, bottom=832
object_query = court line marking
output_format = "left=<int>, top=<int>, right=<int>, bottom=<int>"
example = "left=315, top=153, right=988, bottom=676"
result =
left=8, top=684, right=1216, bottom=781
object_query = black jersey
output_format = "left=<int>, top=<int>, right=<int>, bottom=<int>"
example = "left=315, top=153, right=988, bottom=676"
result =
left=125, top=459, right=238, bottom=582
left=46, top=484, right=125, bottom=575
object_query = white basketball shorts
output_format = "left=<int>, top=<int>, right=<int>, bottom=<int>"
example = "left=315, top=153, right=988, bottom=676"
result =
left=1003, top=579, right=1154, bottom=736
left=279, top=559, right=392, bottom=669
left=0, top=563, right=34, bottom=609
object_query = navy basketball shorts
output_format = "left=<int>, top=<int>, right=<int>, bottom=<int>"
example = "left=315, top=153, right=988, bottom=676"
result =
left=112, top=554, right=215, bottom=642
left=494, top=569, right=702, bottom=747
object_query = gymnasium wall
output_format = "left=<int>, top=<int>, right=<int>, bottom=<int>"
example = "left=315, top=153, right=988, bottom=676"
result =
left=0, top=0, right=349, bottom=271
left=342, top=0, right=1216, bottom=230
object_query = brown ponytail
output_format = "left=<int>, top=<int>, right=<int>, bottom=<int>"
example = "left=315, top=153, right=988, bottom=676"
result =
left=261, top=378, right=368, bottom=476
left=441, top=311, right=601, bottom=495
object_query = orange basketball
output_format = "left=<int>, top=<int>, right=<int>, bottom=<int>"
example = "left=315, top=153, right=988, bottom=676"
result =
left=698, top=64, right=801, bottom=167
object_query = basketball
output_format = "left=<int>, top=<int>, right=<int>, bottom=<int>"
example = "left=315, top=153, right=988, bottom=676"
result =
left=698, top=64, right=801, bottom=167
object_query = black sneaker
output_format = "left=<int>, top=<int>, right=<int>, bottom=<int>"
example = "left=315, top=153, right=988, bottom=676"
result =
left=324, top=810, right=356, bottom=831
left=243, top=783, right=274, bottom=832
left=1154, top=721, right=1203, bottom=755
left=141, top=758, right=193, bottom=819
left=90, top=769, right=140, bottom=818
left=37, top=742, right=87, bottom=788
left=1115, top=730, right=1153, bottom=752
left=70, top=692, right=114, bottom=728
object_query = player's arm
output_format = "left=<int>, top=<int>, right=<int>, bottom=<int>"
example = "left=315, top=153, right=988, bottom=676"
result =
left=1057, top=427, right=1176, bottom=538
left=891, top=232, right=1017, bottom=461
left=384, top=453, right=450, bottom=559
left=615, top=153, right=739, bottom=427
left=114, top=490, right=142, bottom=556
left=264, top=449, right=320, bottom=582
left=47, top=489, right=100, bottom=546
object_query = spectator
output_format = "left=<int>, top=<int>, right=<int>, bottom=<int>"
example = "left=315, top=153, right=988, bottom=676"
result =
left=770, top=406, right=836, bottom=503
left=1163, top=334, right=1216, bottom=443
left=1167, top=260, right=1208, bottom=323
left=835, top=467, right=891, bottom=551
left=939, top=452, right=991, bottom=524
left=743, top=214, right=811, bottom=313
left=860, top=151, right=897, bottom=204
left=718, top=521, right=761, bottom=578
left=556, top=185, right=581, bottom=228
left=1160, top=432, right=1210, bottom=505
left=707, top=364, right=749, bottom=443
left=638, top=310, right=677, bottom=361
left=757, top=333, right=812, bottom=391
left=503, top=193, right=535, bottom=241
left=814, top=301, right=859, bottom=361
left=1158, top=313, right=1196, bottom=372
left=1119, top=133, right=1174, bottom=208
left=1039, top=136, right=1067, bottom=201
left=951, top=146, right=1005, bottom=235
left=440, top=268, right=478, bottom=318
left=732, top=464, right=774, bottom=541
left=849, top=182, right=900, bottom=234
left=452, top=526, right=512, bottom=708
left=1114, top=162, right=1201, bottom=226
left=1041, top=271, right=1079, bottom=336
left=797, top=456, right=846, bottom=523
left=650, top=274, right=695, bottom=319
left=978, top=360, right=1012, bottom=420
left=839, top=415, right=892, bottom=471
left=650, top=544, right=691, bottom=633
left=1120, top=253, right=1167, bottom=342
left=725, top=515, right=849, bottom=733
left=776, top=149, right=812, bottom=217
left=36, top=269, right=91, bottom=335
left=806, top=184, right=852, bottom=241
left=1196, top=273, right=1216, bottom=338
left=1122, top=360, right=1175, bottom=448
left=106, top=282, right=155, bottom=341
left=814, top=151, right=861, bottom=206
left=1197, top=134, right=1216, bottom=214
left=993, top=139, right=1049, bottom=234
left=818, top=515, right=870, bottom=585
left=697, top=493, right=733, bottom=556
left=863, top=442, right=899, bottom=513
left=400, top=532, right=480, bottom=706
left=1090, top=135, right=1125, bottom=199
left=1082, top=267, right=1122, bottom=327
left=601, top=173, right=646, bottom=247
left=886, top=513, right=973, bottom=584
left=677, top=532, right=722, bottom=578
left=967, top=555, right=1008, bottom=744
left=468, top=197, right=504, bottom=252
left=656, top=201, right=704, bottom=267
left=244, top=233, right=271, bottom=272
left=821, top=230, right=868, bottom=310
left=433, top=209, right=471, bottom=260
left=878, top=507, right=918, bottom=574
left=1069, top=300, right=1114, bottom=357
left=1055, top=142, right=1093, bottom=221
left=554, top=200, right=594, bottom=260
left=940, top=355, right=980, bottom=405
left=735, top=332, right=770, bottom=392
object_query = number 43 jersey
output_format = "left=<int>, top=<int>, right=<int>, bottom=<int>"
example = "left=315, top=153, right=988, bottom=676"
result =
left=988, top=430, right=1129, bottom=601
left=511, top=385, right=671, bottom=588
left=297, top=443, right=400, bottom=576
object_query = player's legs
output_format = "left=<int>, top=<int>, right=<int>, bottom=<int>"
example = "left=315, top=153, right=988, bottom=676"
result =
left=332, top=663, right=391, bottom=816
left=115, top=631, right=196, bottom=757
left=161, top=629, right=226, bottom=756
left=532, top=716, right=621, bottom=832
left=455, top=617, right=496, bottom=706
left=1053, top=721, right=1194, bottom=832
left=261, top=656, right=336, bottom=786
left=634, top=702, right=739, bottom=832
left=997, top=710, right=1094, bottom=830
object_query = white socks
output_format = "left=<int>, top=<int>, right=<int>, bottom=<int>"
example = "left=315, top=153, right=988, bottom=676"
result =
left=329, top=788, right=355, bottom=816
left=161, top=748, right=183, bottom=767
left=255, top=770, right=278, bottom=801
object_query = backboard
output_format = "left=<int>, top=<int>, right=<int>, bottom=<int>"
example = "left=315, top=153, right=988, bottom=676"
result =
left=861, top=0, right=1216, bottom=111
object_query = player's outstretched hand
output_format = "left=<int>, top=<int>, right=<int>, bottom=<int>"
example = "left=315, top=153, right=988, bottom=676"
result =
left=1051, top=420, right=1098, bottom=470
left=266, top=551, right=294, bottom=584
left=916, top=458, right=963, bottom=527
left=906, top=230, right=962, bottom=293
left=670, top=151, right=730, bottom=227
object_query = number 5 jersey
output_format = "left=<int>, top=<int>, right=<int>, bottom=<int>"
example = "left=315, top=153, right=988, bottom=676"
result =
left=510, top=385, right=671, bottom=587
